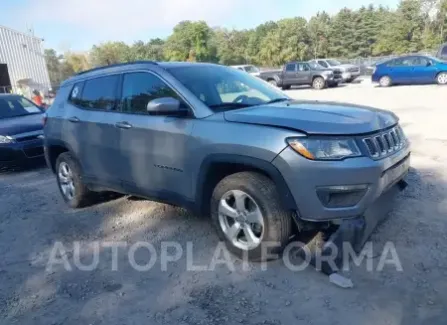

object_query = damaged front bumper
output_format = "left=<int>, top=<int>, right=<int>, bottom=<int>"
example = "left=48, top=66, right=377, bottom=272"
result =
left=295, top=177, right=409, bottom=276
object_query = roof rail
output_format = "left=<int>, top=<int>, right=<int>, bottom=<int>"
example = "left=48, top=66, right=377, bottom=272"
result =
left=75, top=60, right=158, bottom=76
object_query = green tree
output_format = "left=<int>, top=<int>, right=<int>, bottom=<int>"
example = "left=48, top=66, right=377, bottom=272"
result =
left=308, top=12, right=331, bottom=58
left=90, top=42, right=132, bottom=66
left=164, top=21, right=215, bottom=62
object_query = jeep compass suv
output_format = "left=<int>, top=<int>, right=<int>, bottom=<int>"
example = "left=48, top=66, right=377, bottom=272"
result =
left=44, top=61, right=410, bottom=260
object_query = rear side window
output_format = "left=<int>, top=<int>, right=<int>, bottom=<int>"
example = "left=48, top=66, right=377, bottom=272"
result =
left=441, top=46, right=447, bottom=55
left=285, top=64, right=296, bottom=72
left=78, top=75, right=119, bottom=110
left=121, top=72, right=182, bottom=114
left=68, top=82, right=84, bottom=106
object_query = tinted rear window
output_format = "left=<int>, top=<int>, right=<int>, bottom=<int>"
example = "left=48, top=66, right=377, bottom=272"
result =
left=77, top=75, right=119, bottom=110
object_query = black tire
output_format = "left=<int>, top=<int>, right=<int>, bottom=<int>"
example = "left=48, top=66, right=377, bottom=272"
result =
left=379, top=75, right=392, bottom=87
left=211, top=172, right=293, bottom=261
left=312, top=77, right=325, bottom=90
left=436, top=72, right=447, bottom=85
left=55, top=152, right=93, bottom=208
left=268, top=79, right=278, bottom=87
left=281, top=84, right=291, bottom=90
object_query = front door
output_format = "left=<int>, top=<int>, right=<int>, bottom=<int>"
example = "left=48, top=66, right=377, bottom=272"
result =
left=409, top=56, right=437, bottom=84
left=296, top=63, right=312, bottom=84
left=116, top=71, right=195, bottom=198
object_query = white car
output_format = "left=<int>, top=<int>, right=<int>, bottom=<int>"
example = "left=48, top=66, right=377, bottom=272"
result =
left=309, top=59, right=361, bottom=82
left=231, top=65, right=261, bottom=77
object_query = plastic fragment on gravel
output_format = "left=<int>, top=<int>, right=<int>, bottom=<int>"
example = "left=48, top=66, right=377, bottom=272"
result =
left=329, top=273, right=354, bottom=288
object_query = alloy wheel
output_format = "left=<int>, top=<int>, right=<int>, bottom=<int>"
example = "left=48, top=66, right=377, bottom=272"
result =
left=58, top=162, right=76, bottom=201
left=437, top=73, right=447, bottom=85
left=218, top=190, right=264, bottom=250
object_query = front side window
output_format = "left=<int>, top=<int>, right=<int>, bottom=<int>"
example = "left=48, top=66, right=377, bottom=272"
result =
left=442, top=46, right=447, bottom=55
left=167, top=65, right=287, bottom=111
left=121, top=72, right=182, bottom=114
left=298, top=63, right=310, bottom=71
left=79, top=75, right=119, bottom=110
left=244, top=65, right=260, bottom=73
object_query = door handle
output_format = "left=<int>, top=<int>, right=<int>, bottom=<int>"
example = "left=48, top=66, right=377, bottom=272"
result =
left=68, top=116, right=80, bottom=123
left=115, top=121, right=132, bottom=129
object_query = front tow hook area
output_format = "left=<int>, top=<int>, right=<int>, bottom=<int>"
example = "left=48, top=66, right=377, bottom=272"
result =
left=293, top=180, right=407, bottom=283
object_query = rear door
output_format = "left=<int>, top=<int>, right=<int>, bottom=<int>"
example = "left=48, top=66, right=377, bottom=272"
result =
left=283, top=63, right=298, bottom=85
left=64, top=75, right=124, bottom=188
left=115, top=71, right=195, bottom=197
left=296, top=63, right=312, bottom=84
left=386, top=57, right=412, bottom=84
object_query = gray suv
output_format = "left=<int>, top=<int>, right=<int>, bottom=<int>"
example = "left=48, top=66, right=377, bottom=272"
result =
left=44, top=61, right=410, bottom=260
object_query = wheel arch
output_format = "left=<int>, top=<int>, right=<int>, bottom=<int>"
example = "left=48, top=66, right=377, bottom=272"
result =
left=45, top=139, right=77, bottom=173
left=195, top=154, right=297, bottom=216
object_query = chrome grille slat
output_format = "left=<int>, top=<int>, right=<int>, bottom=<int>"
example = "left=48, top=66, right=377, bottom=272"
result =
left=362, top=126, right=406, bottom=159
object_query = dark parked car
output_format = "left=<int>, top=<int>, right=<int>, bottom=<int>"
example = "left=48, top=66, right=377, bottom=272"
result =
left=437, top=42, right=447, bottom=61
left=44, top=61, right=410, bottom=261
left=0, top=94, right=45, bottom=166
left=259, top=61, right=336, bottom=90
left=372, top=55, right=447, bottom=87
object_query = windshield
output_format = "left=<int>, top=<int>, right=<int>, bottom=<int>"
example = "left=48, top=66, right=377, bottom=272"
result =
left=167, top=65, right=288, bottom=111
left=244, top=65, right=260, bottom=73
left=327, top=59, right=341, bottom=67
left=308, top=62, right=323, bottom=70
left=0, top=96, right=42, bottom=119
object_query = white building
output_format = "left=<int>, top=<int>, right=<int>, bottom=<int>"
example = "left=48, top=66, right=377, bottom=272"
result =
left=0, top=25, right=51, bottom=95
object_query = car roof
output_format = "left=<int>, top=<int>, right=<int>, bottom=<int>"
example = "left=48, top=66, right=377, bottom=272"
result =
left=61, top=61, right=219, bottom=87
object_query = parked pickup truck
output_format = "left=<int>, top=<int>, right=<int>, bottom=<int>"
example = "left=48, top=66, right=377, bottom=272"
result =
left=259, top=61, right=337, bottom=90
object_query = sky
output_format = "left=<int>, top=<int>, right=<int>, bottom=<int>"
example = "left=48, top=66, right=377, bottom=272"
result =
left=1, top=0, right=400, bottom=52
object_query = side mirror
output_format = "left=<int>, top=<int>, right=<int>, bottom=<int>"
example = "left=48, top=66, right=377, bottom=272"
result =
left=426, top=61, right=432, bottom=67
left=146, top=97, right=185, bottom=116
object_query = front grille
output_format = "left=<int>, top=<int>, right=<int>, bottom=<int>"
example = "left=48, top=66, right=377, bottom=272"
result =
left=363, top=126, right=406, bottom=159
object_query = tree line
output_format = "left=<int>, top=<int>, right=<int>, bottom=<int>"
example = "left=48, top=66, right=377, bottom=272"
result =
left=45, top=0, right=447, bottom=87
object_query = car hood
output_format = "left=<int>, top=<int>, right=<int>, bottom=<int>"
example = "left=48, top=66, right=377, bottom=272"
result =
left=0, top=113, right=44, bottom=136
left=224, top=100, right=398, bottom=135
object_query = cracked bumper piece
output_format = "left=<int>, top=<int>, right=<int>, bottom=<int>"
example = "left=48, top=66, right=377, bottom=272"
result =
left=296, top=180, right=406, bottom=275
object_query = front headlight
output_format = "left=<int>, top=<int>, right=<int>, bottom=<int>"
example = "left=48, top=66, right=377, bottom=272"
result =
left=0, top=135, right=14, bottom=144
left=321, top=71, right=333, bottom=79
left=287, top=138, right=362, bottom=160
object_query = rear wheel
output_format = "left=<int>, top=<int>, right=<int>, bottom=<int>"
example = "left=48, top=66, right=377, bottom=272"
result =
left=211, top=172, right=293, bottom=261
left=312, top=77, right=325, bottom=90
left=379, top=76, right=392, bottom=87
left=56, top=152, right=94, bottom=208
left=436, top=72, right=447, bottom=85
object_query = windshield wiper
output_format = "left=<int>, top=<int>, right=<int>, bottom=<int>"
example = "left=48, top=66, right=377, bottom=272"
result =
left=265, top=98, right=290, bottom=105
left=208, top=103, right=254, bottom=110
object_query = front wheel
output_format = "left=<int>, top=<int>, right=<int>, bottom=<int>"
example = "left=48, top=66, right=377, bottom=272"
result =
left=436, top=72, right=447, bottom=85
left=268, top=79, right=278, bottom=87
left=211, top=172, right=293, bottom=261
left=312, top=77, right=326, bottom=90
left=281, top=84, right=291, bottom=90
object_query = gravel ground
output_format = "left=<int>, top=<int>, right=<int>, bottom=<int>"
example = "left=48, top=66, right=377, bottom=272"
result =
left=1, top=81, right=447, bottom=325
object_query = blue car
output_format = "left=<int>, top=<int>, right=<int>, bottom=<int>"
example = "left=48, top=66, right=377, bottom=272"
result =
left=0, top=94, right=45, bottom=167
left=372, top=55, right=447, bottom=87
